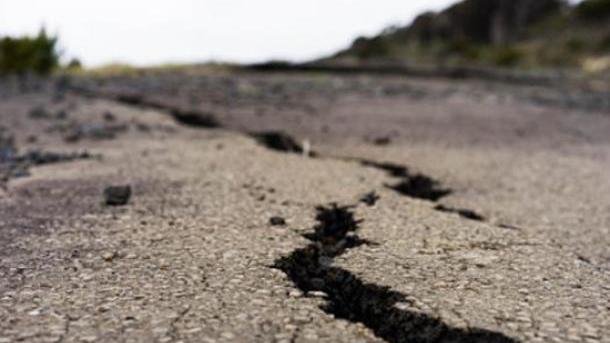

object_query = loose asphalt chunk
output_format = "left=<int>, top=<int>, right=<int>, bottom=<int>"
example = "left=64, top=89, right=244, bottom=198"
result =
left=103, top=185, right=132, bottom=206
left=269, top=216, right=287, bottom=226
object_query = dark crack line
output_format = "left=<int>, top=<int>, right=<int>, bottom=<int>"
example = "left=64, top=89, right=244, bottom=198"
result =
left=273, top=204, right=519, bottom=343
left=358, top=160, right=452, bottom=201
left=248, top=131, right=309, bottom=155
left=70, top=87, right=220, bottom=128
left=73, top=88, right=519, bottom=232
left=73, top=87, right=523, bottom=341
left=434, top=205, right=486, bottom=222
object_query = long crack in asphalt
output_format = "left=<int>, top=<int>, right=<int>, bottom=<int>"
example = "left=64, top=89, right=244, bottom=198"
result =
left=273, top=204, right=519, bottom=343
left=359, top=160, right=452, bottom=201
left=73, top=87, right=221, bottom=129
left=74, top=88, right=521, bottom=341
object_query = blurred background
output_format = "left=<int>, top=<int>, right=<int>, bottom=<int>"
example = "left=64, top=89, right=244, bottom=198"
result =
left=0, top=0, right=467, bottom=66
left=1, top=0, right=605, bottom=73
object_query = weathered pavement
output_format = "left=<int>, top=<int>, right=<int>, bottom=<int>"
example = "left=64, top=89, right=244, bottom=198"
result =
left=0, top=74, right=608, bottom=342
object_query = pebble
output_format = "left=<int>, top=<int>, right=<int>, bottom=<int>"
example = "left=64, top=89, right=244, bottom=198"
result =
left=102, top=252, right=116, bottom=262
left=269, top=216, right=287, bottom=226
left=80, top=273, right=95, bottom=281
left=158, top=259, right=170, bottom=269
left=104, top=185, right=132, bottom=206
left=289, top=290, right=303, bottom=298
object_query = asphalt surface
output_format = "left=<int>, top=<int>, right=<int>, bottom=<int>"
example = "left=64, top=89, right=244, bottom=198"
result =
left=0, top=73, right=608, bottom=342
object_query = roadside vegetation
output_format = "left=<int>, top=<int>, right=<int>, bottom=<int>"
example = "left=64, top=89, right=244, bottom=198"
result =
left=332, top=0, right=610, bottom=72
left=0, top=29, right=61, bottom=75
left=78, top=62, right=236, bottom=78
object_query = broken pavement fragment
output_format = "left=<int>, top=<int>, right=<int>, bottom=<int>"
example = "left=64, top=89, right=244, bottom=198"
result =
left=103, top=185, right=132, bottom=206
left=269, top=216, right=287, bottom=226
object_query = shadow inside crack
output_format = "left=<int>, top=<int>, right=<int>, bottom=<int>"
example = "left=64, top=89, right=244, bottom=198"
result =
left=169, top=108, right=221, bottom=128
left=273, top=204, right=519, bottom=343
left=359, top=160, right=452, bottom=202
left=78, top=89, right=222, bottom=129
left=360, top=160, right=410, bottom=178
left=250, top=131, right=305, bottom=154
left=386, top=176, right=452, bottom=202
left=115, top=93, right=221, bottom=129
left=434, top=205, right=486, bottom=222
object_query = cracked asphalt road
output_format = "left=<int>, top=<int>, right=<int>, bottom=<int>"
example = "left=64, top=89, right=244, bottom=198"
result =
left=0, top=73, right=608, bottom=342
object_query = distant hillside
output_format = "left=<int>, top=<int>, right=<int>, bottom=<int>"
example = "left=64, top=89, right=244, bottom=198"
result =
left=332, top=0, right=610, bottom=71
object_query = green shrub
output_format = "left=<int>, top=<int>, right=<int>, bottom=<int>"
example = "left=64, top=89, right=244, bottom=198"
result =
left=67, top=58, right=82, bottom=70
left=0, top=29, right=60, bottom=75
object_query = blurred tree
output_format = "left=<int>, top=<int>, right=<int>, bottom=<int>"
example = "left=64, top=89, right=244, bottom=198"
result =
left=67, top=58, right=83, bottom=71
left=0, top=28, right=60, bottom=75
left=576, top=0, right=610, bottom=20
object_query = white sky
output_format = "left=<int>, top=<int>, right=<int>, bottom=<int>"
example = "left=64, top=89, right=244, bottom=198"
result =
left=0, top=0, right=460, bottom=67
left=0, top=0, right=582, bottom=67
